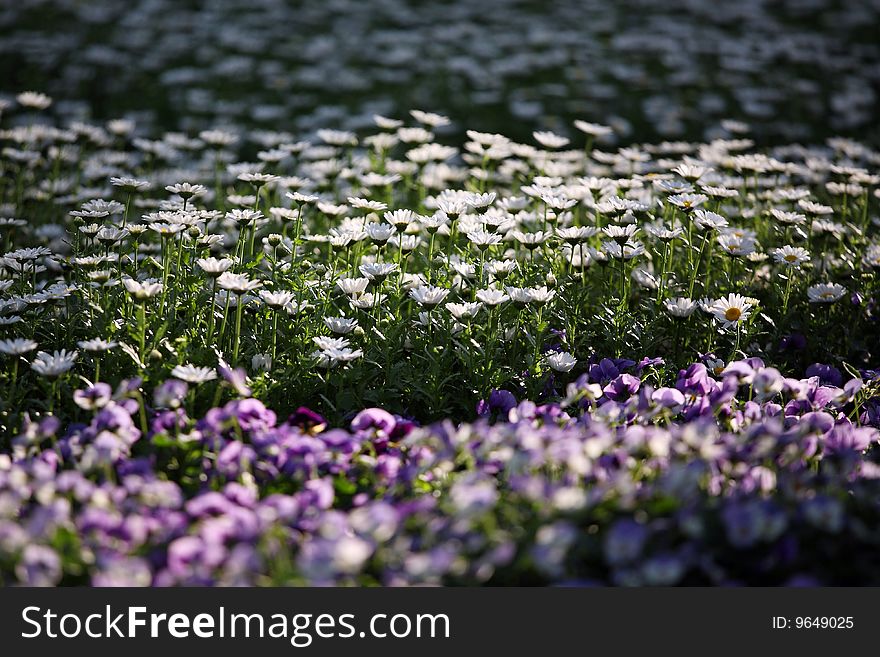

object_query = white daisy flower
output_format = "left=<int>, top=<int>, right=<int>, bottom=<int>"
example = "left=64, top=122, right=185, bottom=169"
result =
left=410, top=285, right=450, bottom=307
left=445, top=302, right=482, bottom=321
left=708, top=293, right=754, bottom=328
left=664, top=297, right=698, bottom=318
left=324, top=316, right=358, bottom=335
left=31, top=350, right=77, bottom=377
left=772, top=246, right=810, bottom=268
left=667, top=193, right=708, bottom=212
left=0, top=338, right=38, bottom=356
left=259, top=290, right=295, bottom=309
left=217, top=272, right=262, bottom=295
left=171, top=364, right=217, bottom=384
left=807, top=283, right=846, bottom=303
left=533, top=130, right=570, bottom=149
left=475, top=288, right=510, bottom=306
left=196, top=257, right=234, bottom=277
left=547, top=351, right=577, bottom=373
left=123, top=278, right=163, bottom=301
left=359, top=262, right=399, bottom=281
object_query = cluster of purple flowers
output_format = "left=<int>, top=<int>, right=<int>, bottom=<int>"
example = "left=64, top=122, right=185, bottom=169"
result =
left=2, top=357, right=878, bottom=586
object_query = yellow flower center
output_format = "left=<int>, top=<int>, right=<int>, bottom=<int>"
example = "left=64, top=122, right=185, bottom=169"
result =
left=725, top=307, right=742, bottom=322
left=784, top=254, right=798, bottom=262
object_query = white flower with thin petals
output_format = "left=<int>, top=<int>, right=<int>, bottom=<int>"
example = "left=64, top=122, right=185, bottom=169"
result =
left=445, top=302, right=482, bottom=320
left=259, top=290, right=295, bottom=309
left=665, top=298, right=698, bottom=318
left=251, top=354, right=272, bottom=372
left=226, top=208, right=263, bottom=227
left=16, top=91, right=52, bottom=110
left=238, top=172, right=280, bottom=187
left=31, top=350, right=77, bottom=377
left=602, top=224, right=639, bottom=244
left=337, top=277, right=370, bottom=296
left=547, top=351, right=577, bottom=373
left=323, top=347, right=364, bottom=365
left=0, top=338, right=38, bottom=356
left=110, top=177, right=151, bottom=193
left=467, top=229, right=503, bottom=249
left=573, top=120, right=612, bottom=137
left=772, top=246, right=810, bottom=268
left=123, top=278, right=163, bottom=301
left=798, top=200, right=834, bottom=216
left=527, top=286, right=556, bottom=305
left=217, top=272, right=262, bottom=295
left=76, top=338, right=118, bottom=352
left=418, top=214, right=450, bottom=233
left=410, top=109, right=450, bottom=127
left=505, top=287, right=533, bottom=304
left=667, top=193, right=708, bottom=212
left=770, top=208, right=806, bottom=226
left=313, top=336, right=350, bottom=351
left=317, top=129, right=357, bottom=146
left=196, top=257, right=234, bottom=277
left=533, top=131, right=570, bottom=149
left=557, top=226, right=598, bottom=244
left=486, top=259, right=518, bottom=280
left=325, top=317, right=358, bottom=335
left=349, top=197, right=387, bottom=212
left=286, top=191, right=319, bottom=204
left=388, top=234, right=422, bottom=252
left=807, top=283, right=846, bottom=303
left=165, top=182, right=207, bottom=199
left=511, top=230, right=550, bottom=249
left=475, top=288, right=510, bottom=306
left=692, top=209, right=729, bottom=231
left=366, top=222, right=396, bottom=243
left=410, top=285, right=450, bottom=307
left=171, top=364, right=217, bottom=384
left=708, top=293, right=754, bottom=328
left=717, top=234, right=756, bottom=257
left=436, top=197, right=469, bottom=218
left=350, top=293, right=386, bottom=309
left=359, top=262, right=399, bottom=281
left=863, top=245, right=880, bottom=269
left=383, top=209, right=417, bottom=227
left=603, top=241, right=645, bottom=259
left=672, top=163, right=710, bottom=182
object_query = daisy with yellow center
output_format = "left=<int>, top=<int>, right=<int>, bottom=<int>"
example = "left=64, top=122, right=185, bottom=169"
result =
left=772, top=245, right=810, bottom=269
left=708, top=293, right=754, bottom=328
left=807, top=282, right=846, bottom=304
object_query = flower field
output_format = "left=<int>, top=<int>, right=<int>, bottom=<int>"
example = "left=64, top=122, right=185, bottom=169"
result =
left=1, top=0, right=879, bottom=586
left=5, top=362, right=880, bottom=586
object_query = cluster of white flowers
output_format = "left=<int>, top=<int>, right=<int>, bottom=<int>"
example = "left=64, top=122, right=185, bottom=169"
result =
left=0, top=65, right=878, bottom=418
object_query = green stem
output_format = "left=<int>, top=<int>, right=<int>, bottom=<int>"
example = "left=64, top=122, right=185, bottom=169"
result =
left=219, top=288, right=233, bottom=349
left=271, top=310, right=278, bottom=363
left=122, top=192, right=132, bottom=228
left=207, top=277, right=217, bottom=346
left=137, top=302, right=146, bottom=360
left=656, top=241, right=669, bottom=304
left=688, top=233, right=709, bottom=298
left=782, top=272, right=794, bottom=317
left=732, top=322, right=742, bottom=361
left=232, top=296, right=244, bottom=363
